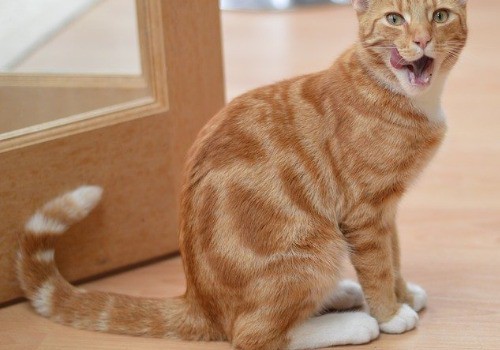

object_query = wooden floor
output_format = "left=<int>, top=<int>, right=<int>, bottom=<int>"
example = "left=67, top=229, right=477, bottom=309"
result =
left=2, top=1, right=500, bottom=349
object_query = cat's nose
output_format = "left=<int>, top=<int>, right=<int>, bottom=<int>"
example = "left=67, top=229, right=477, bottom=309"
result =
left=414, top=35, right=431, bottom=49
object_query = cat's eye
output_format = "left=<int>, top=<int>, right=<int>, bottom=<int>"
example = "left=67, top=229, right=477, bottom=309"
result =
left=433, top=9, right=450, bottom=23
left=386, top=13, right=405, bottom=26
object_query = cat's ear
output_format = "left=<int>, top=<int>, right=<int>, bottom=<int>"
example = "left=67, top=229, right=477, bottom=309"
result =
left=352, top=0, right=369, bottom=13
left=459, top=0, right=467, bottom=5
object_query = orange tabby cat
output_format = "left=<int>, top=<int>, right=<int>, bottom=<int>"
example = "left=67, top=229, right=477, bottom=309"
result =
left=17, top=1, right=468, bottom=349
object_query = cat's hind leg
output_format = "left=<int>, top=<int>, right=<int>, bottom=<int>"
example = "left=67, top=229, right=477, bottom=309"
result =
left=319, top=280, right=365, bottom=312
left=402, top=283, right=428, bottom=312
left=287, top=312, right=379, bottom=350
left=229, top=226, right=367, bottom=350
left=231, top=307, right=379, bottom=350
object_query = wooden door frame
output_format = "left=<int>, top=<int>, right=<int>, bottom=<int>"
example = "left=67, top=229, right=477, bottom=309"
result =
left=0, top=0, right=168, bottom=151
left=0, top=0, right=225, bottom=305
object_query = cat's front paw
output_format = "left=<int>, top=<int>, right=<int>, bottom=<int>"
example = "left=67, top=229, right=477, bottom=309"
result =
left=379, top=304, right=419, bottom=334
left=407, top=283, right=427, bottom=312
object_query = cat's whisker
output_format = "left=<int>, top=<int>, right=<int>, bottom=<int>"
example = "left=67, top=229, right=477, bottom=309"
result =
left=438, top=48, right=465, bottom=57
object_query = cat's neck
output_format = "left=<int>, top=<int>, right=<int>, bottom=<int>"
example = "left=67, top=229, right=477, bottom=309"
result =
left=352, top=44, right=448, bottom=124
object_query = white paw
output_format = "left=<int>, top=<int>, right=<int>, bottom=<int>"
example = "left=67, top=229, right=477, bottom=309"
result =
left=322, top=280, right=365, bottom=311
left=334, top=312, right=380, bottom=345
left=288, top=312, right=379, bottom=350
left=407, top=283, right=427, bottom=312
left=379, top=304, right=419, bottom=334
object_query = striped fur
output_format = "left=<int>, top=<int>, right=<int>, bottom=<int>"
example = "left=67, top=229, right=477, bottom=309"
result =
left=17, top=1, right=467, bottom=349
left=17, top=186, right=220, bottom=340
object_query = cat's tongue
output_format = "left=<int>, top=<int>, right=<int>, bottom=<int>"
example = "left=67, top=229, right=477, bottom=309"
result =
left=390, top=48, right=410, bottom=69
left=390, top=48, right=434, bottom=87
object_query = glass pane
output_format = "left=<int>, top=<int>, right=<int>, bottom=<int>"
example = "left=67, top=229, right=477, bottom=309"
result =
left=0, top=0, right=150, bottom=137
left=0, top=0, right=141, bottom=74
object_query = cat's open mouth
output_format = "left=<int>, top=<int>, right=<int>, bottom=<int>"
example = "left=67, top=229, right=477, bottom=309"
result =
left=390, top=48, right=434, bottom=87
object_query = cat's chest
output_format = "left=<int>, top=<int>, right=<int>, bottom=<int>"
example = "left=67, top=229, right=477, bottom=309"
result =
left=332, top=119, right=445, bottom=222
left=337, top=117, right=446, bottom=189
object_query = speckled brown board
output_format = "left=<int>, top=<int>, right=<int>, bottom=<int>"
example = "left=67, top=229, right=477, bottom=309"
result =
left=0, top=0, right=225, bottom=304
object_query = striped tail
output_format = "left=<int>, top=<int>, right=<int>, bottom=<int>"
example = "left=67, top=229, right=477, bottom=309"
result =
left=17, top=186, right=216, bottom=340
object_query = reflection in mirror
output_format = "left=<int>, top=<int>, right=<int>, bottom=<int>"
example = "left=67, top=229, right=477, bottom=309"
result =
left=0, top=0, right=151, bottom=138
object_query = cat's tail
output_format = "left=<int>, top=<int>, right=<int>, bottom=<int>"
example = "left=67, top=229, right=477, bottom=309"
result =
left=17, top=186, right=217, bottom=340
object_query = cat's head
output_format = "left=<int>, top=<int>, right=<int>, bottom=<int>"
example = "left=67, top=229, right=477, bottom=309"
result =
left=353, top=0, right=468, bottom=96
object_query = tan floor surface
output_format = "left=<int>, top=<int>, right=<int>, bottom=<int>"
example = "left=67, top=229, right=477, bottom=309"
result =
left=1, top=1, right=499, bottom=349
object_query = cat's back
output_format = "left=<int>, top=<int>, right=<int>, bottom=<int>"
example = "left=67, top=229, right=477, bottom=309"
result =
left=183, top=68, right=335, bottom=188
